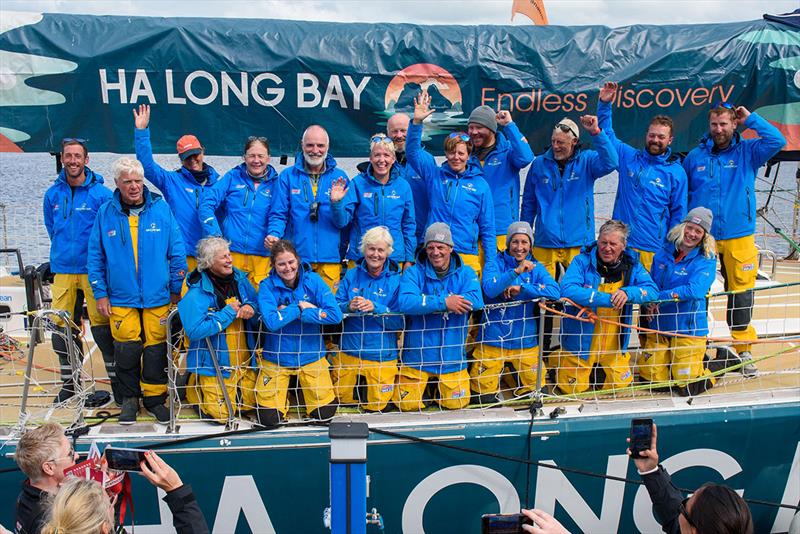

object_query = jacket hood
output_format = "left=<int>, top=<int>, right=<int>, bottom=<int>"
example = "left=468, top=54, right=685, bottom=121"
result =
left=111, top=185, right=162, bottom=210
left=414, top=247, right=464, bottom=279
left=362, top=162, right=403, bottom=185
left=355, top=256, right=401, bottom=277
left=230, top=161, right=279, bottom=182
left=439, top=158, right=483, bottom=180
left=579, top=241, right=640, bottom=269
left=55, top=167, right=104, bottom=186
left=186, top=266, right=249, bottom=290
left=292, top=152, right=339, bottom=174
left=268, top=260, right=314, bottom=290
left=468, top=129, right=511, bottom=165
left=698, top=131, right=742, bottom=153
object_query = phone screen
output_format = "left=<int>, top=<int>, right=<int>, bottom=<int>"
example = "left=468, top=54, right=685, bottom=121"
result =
left=481, top=513, right=531, bottom=534
left=630, top=418, right=653, bottom=458
left=105, top=447, right=146, bottom=472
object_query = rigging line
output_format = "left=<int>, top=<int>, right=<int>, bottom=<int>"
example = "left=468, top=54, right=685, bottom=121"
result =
left=366, top=426, right=800, bottom=511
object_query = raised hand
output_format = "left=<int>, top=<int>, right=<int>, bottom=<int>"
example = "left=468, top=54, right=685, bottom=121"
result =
left=599, top=82, right=618, bottom=103
left=579, top=115, right=600, bottom=135
left=412, top=91, right=434, bottom=125
left=329, top=177, right=348, bottom=203
left=735, top=105, right=751, bottom=126
left=496, top=110, right=512, bottom=126
left=133, top=104, right=151, bottom=130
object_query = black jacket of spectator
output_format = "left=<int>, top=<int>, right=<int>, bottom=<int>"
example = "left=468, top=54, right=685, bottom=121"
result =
left=15, top=480, right=47, bottom=534
left=641, top=465, right=682, bottom=534
left=163, top=484, right=209, bottom=534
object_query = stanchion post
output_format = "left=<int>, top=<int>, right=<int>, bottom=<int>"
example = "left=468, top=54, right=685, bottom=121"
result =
left=329, top=422, right=368, bottom=534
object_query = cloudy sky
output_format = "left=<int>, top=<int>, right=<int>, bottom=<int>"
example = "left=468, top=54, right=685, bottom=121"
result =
left=1, top=0, right=796, bottom=27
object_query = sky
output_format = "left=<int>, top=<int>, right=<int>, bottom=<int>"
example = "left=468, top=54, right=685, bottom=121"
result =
left=0, top=0, right=797, bottom=27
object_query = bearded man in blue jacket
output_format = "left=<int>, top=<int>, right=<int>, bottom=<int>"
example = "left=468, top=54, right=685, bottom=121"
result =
left=88, top=157, right=187, bottom=425
left=396, top=223, right=483, bottom=411
left=684, top=103, right=785, bottom=377
left=43, top=138, right=116, bottom=404
left=596, top=82, right=687, bottom=272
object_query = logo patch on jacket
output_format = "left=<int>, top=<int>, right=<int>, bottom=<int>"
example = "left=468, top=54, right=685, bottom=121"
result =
left=107, top=230, right=116, bottom=237
left=723, top=160, right=737, bottom=169
left=144, top=223, right=161, bottom=233
left=742, top=263, right=755, bottom=272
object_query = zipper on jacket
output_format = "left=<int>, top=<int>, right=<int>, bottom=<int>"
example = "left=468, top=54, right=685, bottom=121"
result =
left=195, top=189, right=200, bottom=209
left=746, top=186, right=752, bottom=221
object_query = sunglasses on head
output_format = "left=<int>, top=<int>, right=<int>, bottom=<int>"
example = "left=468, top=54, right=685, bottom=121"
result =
left=247, top=136, right=269, bottom=142
left=447, top=132, right=471, bottom=142
left=555, top=124, right=578, bottom=138
left=711, top=101, right=734, bottom=110
left=370, top=134, right=394, bottom=145
left=61, top=137, right=87, bottom=146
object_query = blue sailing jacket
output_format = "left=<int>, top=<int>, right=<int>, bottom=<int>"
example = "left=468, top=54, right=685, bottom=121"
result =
left=648, top=242, right=716, bottom=336
left=335, top=257, right=403, bottom=361
left=87, top=188, right=187, bottom=308
left=178, top=267, right=260, bottom=378
left=480, top=251, right=560, bottom=349
left=134, top=127, right=221, bottom=256
left=43, top=167, right=112, bottom=274
left=397, top=158, right=429, bottom=244
left=399, top=249, right=483, bottom=374
left=684, top=112, right=785, bottom=240
left=597, top=101, right=688, bottom=253
left=469, top=122, right=534, bottom=237
left=406, top=122, right=496, bottom=258
left=199, top=162, right=278, bottom=257
left=520, top=132, right=617, bottom=248
left=559, top=244, right=657, bottom=359
left=257, top=262, right=343, bottom=368
left=267, top=154, right=349, bottom=263
left=331, top=164, right=416, bottom=263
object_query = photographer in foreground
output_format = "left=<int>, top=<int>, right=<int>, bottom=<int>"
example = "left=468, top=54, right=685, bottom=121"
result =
left=628, top=423, right=753, bottom=534
left=40, top=450, right=208, bottom=534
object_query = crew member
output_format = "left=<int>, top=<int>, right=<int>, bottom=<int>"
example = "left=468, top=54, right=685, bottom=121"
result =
left=387, top=113, right=429, bottom=245
left=331, top=133, right=416, bottom=268
left=407, top=91, right=496, bottom=278
left=267, top=125, right=350, bottom=290
left=333, top=226, right=403, bottom=411
left=87, top=157, right=186, bottom=424
left=467, top=105, right=534, bottom=252
left=597, top=82, right=687, bottom=271
left=520, top=115, right=618, bottom=279
left=14, top=423, right=79, bottom=534
left=396, top=223, right=483, bottom=410
left=256, top=240, right=342, bottom=427
left=557, top=220, right=657, bottom=394
left=641, top=208, right=718, bottom=396
left=43, top=138, right=118, bottom=405
left=178, top=237, right=259, bottom=422
left=199, top=136, right=278, bottom=287
left=684, top=103, right=786, bottom=377
left=471, top=222, right=559, bottom=404
left=133, top=104, right=221, bottom=272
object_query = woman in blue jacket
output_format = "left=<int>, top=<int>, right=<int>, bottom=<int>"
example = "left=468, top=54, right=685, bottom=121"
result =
left=330, top=134, right=416, bottom=267
left=406, top=91, right=496, bottom=278
left=641, top=207, right=719, bottom=396
left=178, top=237, right=259, bottom=422
left=471, top=222, right=559, bottom=404
left=256, top=240, right=343, bottom=427
left=199, top=137, right=278, bottom=287
left=333, top=226, right=403, bottom=411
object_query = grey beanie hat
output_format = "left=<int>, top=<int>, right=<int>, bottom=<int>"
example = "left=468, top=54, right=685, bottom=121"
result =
left=468, top=105, right=498, bottom=133
left=684, top=206, right=713, bottom=233
left=506, top=221, right=534, bottom=247
left=424, top=222, right=454, bottom=247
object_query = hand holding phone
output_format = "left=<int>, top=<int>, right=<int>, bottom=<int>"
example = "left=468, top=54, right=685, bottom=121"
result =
left=105, top=447, right=147, bottom=472
left=628, top=420, right=659, bottom=473
left=481, top=513, right=533, bottom=534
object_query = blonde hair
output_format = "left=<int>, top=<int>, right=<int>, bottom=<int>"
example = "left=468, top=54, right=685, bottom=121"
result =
left=369, top=133, right=396, bottom=156
left=15, top=423, right=64, bottom=482
left=359, top=226, right=394, bottom=257
left=667, top=221, right=717, bottom=258
left=41, top=477, right=112, bottom=534
left=111, top=156, right=144, bottom=182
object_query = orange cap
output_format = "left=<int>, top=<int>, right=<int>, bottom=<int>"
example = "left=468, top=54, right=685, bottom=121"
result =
left=176, top=135, right=202, bottom=161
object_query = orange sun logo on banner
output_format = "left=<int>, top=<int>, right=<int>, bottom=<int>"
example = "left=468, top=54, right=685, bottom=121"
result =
left=511, top=0, right=549, bottom=25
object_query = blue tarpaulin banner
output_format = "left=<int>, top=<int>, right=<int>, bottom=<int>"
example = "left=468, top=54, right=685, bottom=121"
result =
left=0, top=11, right=797, bottom=156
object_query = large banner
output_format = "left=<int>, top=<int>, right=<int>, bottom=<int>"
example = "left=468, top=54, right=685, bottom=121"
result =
left=0, top=10, right=797, bottom=157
